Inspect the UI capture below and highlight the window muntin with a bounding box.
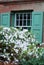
[15,12,32,30]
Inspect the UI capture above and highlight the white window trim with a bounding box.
[15,12,32,28]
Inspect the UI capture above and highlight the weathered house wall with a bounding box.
[0,2,44,13]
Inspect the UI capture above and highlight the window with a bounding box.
[15,12,32,30]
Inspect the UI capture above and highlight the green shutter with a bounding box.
[32,12,43,43]
[1,12,10,27]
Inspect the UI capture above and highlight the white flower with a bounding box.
[23,29,28,33]
[15,40,21,45]
[4,49,6,53]
[10,39,15,43]
[3,27,10,31]
[37,47,39,49]
[8,57,10,61]
[32,43,35,46]
[34,47,36,49]
[14,49,18,53]
[5,34,8,40]
[28,52,33,55]
[0,40,3,43]
[19,34,24,39]
[1,55,6,58]
[4,40,7,42]
[3,32,4,35]
[6,47,8,49]
[6,43,8,44]
[36,55,39,58]
[31,38,35,42]
[11,53,13,56]
[15,58,19,62]
[14,33,17,38]
[9,34,12,39]
[28,44,31,46]
[22,46,27,51]
[40,53,42,56]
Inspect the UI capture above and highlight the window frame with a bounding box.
[14,12,32,29]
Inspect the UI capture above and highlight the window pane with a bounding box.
[20,14,22,19]
[23,20,26,26]
[27,14,30,19]
[24,14,26,19]
[16,14,19,19]
[20,20,22,26]
[27,20,30,26]
[16,20,19,26]
[30,13,32,19]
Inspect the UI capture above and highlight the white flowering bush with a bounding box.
[0,26,44,65]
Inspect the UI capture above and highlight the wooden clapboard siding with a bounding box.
[0,0,44,2]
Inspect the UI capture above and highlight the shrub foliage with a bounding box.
[0,26,44,65]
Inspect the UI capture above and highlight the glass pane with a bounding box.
[27,14,30,19]
[16,14,19,19]
[24,14,26,19]
[20,20,22,26]
[27,20,30,26]
[20,14,22,19]
[16,20,19,26]
[23,20,26,26]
